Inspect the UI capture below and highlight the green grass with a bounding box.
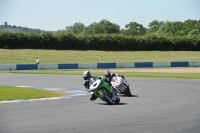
[1,49,200,64]
[0,86,68,101]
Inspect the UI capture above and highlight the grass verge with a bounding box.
[0,86,69,101]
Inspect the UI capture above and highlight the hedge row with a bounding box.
[0,31,200,50]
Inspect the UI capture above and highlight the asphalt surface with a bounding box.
[0,73,200,133]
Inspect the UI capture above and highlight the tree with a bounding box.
[65,22,86,34]
[146,20,164,34]
[84,22,97,34]
[180,19,198,36]
[156,20,200,36]
[156,21,183,36]
[196,20,200,30]
[99,19,120,34]
[120,22,146,36]
[148,20,164,29]
[85,19,120,34]
[187,29,200,37]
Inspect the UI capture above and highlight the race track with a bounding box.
[0,74,200,133]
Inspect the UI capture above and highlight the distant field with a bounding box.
[1,49,200,64]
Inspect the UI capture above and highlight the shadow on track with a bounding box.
[96,103,127,106]
[120,94,139,97]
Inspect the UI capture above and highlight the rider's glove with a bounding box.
[83,81,89,89]
[83,83,87,88]
[97,76,102,80]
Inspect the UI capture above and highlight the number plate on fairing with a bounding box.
[119,84,128,92]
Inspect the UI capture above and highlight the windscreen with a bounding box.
[89,77,97,85]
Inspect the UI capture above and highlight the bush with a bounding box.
[0,31,199,51]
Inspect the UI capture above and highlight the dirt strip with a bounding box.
[88,67,200,73]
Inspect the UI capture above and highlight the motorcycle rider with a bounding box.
[83,70,117,101]
[104,70,132,96]
[104,70,125,84]
[103,70,125,98]
[83,71,98,101]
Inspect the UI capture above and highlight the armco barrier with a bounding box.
[135,62,153,68]
[58,64,78,69]
[171,62,189,67]
[0,61,199,70]
[97,63,116,68]
[16,64,38,70]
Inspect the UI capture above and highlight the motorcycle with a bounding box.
[111,75,132,97]
[89,77,120,105]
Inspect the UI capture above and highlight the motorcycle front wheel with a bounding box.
[99,91,113,105]
[123,84,133,97]
[124,86,132,97]
[114,95,120,103]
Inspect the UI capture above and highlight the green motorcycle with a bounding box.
[89,77,120,105]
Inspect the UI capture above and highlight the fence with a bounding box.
[0,61,200,70]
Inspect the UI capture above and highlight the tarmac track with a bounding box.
[0,73,200,133]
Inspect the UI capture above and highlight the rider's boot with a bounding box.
[90,93,97,101]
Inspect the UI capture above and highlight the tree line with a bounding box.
[65,19,200,37]
[0,19,199,51]
[0,25,45,34]
[1,19,200,37]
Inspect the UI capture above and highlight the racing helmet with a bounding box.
[105,70,111,78]
[83,71,91,80]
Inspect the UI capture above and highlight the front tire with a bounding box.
[99,91,113,105]
[124,87,132,97]
[114,95,120,103]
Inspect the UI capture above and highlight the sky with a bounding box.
[0,0,200,31]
